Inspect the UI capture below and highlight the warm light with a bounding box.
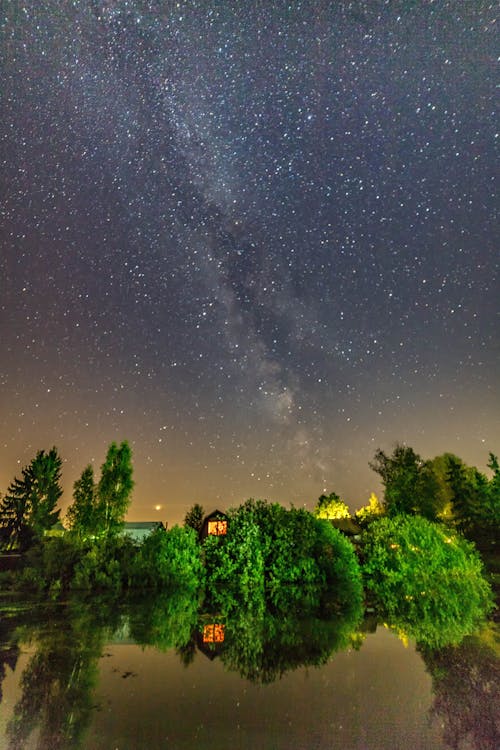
[208,520,227,536]
[155,505,162,511]
[203,624,225,643]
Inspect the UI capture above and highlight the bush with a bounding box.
[203,499,363,618]
[361,515,493,647]
[132,526,204,593]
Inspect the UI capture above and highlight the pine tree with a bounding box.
[0,448,62,548]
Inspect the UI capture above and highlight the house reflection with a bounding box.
[203,624,225,643]
[197,623,226,660]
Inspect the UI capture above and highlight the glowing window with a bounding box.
[203,624,225,643]
[207,520,227,536]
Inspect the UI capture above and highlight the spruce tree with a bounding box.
[0,448,62,548]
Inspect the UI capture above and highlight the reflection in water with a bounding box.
[0,600,121,750]
[421,625,500,750]
[0,590,497,750]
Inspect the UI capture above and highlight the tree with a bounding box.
[355,492,384,527]
[446,453,499,538]
[370,444,442,519]
[66,465,97,539]
[96,441,134,536]
[0,448,62,549]
[361,515,493,647]
[183,503,205,534]
[133,525,204,592]
[313,492,351,520]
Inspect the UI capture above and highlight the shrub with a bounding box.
[361,515,493,647]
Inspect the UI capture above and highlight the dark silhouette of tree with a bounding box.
[183,503,205,533]
[446,454,500,540]
[421,630,500,750]
[370,444,441,519]
[0,448,62,549]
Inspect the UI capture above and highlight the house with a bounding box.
[199,510,228,541]
[123,521,165,543]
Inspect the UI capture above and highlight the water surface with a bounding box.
[0,597,497,749]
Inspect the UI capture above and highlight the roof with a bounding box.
[123,521,164,530]
[203,509,227,520]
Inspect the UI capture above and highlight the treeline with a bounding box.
[0,441,133,551]
[309,444,499,548]
[0,441,496,648]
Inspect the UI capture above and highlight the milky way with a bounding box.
[1,1,498,522]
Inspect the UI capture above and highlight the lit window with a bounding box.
[207,520,227,535]
[203,624,225,643]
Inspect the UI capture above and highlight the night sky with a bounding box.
[1,1,498,525]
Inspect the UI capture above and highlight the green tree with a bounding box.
[183,503,205,534]
[132,526,204,593]
[355,492,384,527]
[66,466,97,539]
[485,452,500,528]
[361,515,493,647]
[96,441,134,536]
[370,444,442,519]
[446,453,500,539]
[313,491,351,520]
[203,499,363,619]
[0,448,62,549]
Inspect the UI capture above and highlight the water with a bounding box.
[0,596,498,750]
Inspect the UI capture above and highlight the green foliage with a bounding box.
[66,465,97,539]
[203,501,265,613]
[203,499,363,619]
[355,492,384,528]
[313,491,351,520]
[132,525,204,593]
[0,448,62,549]
[127,591,200,653]
[446,453,500,539]
[361,515,493,647]
[370,444,442,520]
[96,441,134,536]
[71,535,138,593]
[219,587,363,684]
[183,503,205,533]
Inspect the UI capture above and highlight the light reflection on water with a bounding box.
[0,598,498,750]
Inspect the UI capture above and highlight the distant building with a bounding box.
[199,510,228,541]
[123,521,165,543]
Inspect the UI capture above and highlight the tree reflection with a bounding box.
[128,580,364,684]
[420,625,500,750]
[5,600,120,750]
[219,587,363,684]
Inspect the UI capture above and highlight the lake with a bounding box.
[0,596,498,750]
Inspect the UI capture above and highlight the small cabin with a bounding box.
[123,521,165,543]
[199,510,228,541]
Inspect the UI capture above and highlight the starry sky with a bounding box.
[1,1,498,525]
